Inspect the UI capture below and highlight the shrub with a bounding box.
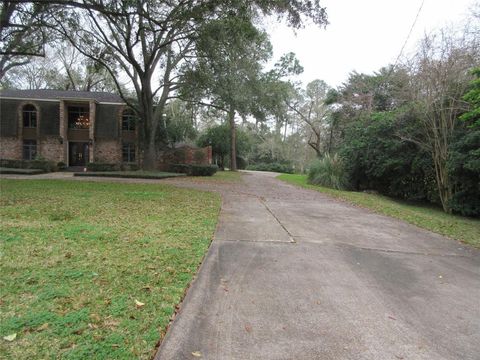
[169,164,218,176]
[308,154,347,190]
[246,162,294,174]
[190,164,218,176]
[236,156,247,170]
[0,159,57,172]
[86,162,120,172]
[121,163,139,171]
[57,161,67,170]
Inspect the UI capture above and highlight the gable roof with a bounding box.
[0,89,125,104]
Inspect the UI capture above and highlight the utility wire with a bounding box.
[387,0,425,71]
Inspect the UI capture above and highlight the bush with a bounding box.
[121,163,139,171]
[236,156,247,170]
[57,161,67,170]
[246,162,294,174]
[86,162,120,172]
[308,154,347,190]
[0,159,57,172]
[169,163,218,176]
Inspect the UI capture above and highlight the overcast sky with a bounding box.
[266,0,477,88]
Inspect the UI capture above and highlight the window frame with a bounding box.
[121,109,136,131]
[122,143,136,163]
[68,105,90,129]
[22,104,37,128]
[22,139,37,160]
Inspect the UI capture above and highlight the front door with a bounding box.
[69,142,89,166]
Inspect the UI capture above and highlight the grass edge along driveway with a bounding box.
[0,179,221,359]
[278,174,480,248]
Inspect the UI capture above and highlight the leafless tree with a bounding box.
[406,29,479,212]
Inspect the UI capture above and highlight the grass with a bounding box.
[0,179,221,359]
[74,171,185,179]
[0,168,45,175]
[179,170,244,183]
[278,174,480,248]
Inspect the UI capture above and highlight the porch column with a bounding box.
[89,100,96,163]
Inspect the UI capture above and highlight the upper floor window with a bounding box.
[68,105,90,129]
[122,108,136,131]
[23,104,37,128]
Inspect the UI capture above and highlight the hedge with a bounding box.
[170,164,218,176]
[0,159,57,172]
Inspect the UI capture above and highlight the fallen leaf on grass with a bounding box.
[135,299,145,308]
[192,351,202,357]
[37,323,49,331]
[3,333,17,341]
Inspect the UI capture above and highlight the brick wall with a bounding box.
[39,137,64,162]
[0,138,22,160]
[94,140,122,163]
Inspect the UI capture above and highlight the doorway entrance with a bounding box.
[69,142,89,166]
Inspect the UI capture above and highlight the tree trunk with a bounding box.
[228,106,237,171]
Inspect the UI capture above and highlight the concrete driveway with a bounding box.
[155,171,480,360]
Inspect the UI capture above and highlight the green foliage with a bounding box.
[246,162,294,173]
[170,164,218,176]
[86,162,120,172]
[197,124,251,168]
[0,168,44,175]
[459,67,480,128]
[308,154,347,190]
[339,111,437,202]
[447,129,480,216]
[0,158,57,172]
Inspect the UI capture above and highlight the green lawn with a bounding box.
[278,174,480,248]
[74,171,185,179]
[0,179,221,359]
[189,170,244,183]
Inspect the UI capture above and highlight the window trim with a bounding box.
[122,143,136,163]
[22,104,38,128]
[22,139,37,160]
[121,108,136,131]
[68,105,90,129]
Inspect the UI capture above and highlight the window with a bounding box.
[122,109,136,131]
[22,104,37,128]
[122,143,136,162]
[68,106,90,129]
[23,140,37,160]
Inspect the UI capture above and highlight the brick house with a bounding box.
[0,89,138,167]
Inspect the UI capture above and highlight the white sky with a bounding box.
[266,0,478,87]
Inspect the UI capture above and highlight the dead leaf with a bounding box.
[3,334,17,342]
[135,299,145,308]
[244,324,252,333]
[37,323,49,331]
[192,351,202,357]
[388,315,397,320]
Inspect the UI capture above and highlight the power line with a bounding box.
[392,0,426,69]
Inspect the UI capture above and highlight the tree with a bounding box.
[286,79,331,157]
[2,42,117,91]
[407,31,479,212]
[0,1,51,79]
[43,0,327,170]
[183,15,272,170]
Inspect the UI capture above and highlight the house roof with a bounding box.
[0,89,125,104]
